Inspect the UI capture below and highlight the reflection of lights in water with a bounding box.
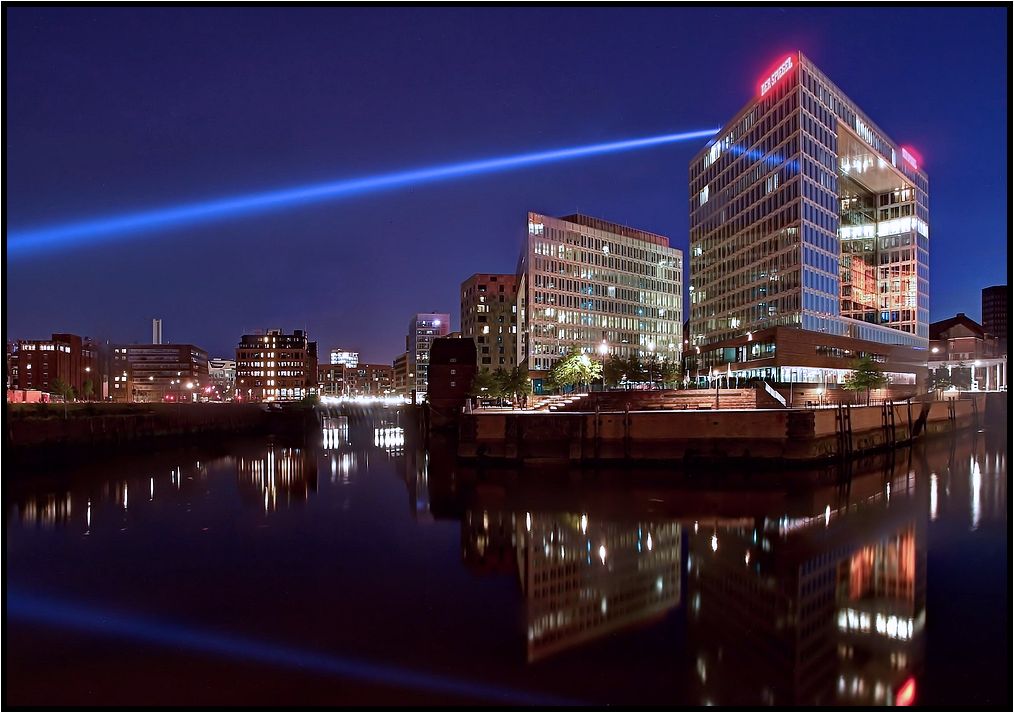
[694,520,699,534]
[836,608,914,640]
[525,512,532,532]
[86,499,91,531]
[646,532,653,551]
[711,534,718,552]
[580,513,587,534]
[824,505,830,526]
[655,576,664,593]
[482,512,489,530]
[373,427,405,451]
[600,598,607,615]
[598,545,607,564]
[895,677,916,707]
[970,456,982,530]
[150,477,154,501]
[744,551,750,565]
[122,484,128,511]
[930,473,938,521]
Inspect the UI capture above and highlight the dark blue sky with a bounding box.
[6,6,1008,361]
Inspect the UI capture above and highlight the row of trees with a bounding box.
[468,366,532,406]
[546,347,683,392]
[49,378,94,402]
[466,349,900,405]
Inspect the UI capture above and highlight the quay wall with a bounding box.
[458,397,984,465]
[6,403,314,462]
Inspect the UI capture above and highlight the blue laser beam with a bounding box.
[7,589,582,706]
[7,128,718,257]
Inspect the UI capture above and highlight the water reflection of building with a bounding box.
[686,461,928,707]
[236,447,318,511]
[461,507,681,662]
[17,492,74,528]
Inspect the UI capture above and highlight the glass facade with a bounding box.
[689,52,929,353]
[519,213,683,372]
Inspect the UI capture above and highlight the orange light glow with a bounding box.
[895,677,916,706]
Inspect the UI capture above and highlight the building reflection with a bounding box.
[686,455,927,706]
[460,507,681,662]
[236,446,318,512]
[16,492,73,529]
[409,431,1008,704]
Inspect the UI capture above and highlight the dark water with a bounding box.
[5,411,1009,708]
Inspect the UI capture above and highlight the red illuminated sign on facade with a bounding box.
[759,55,794,96]
[901,147,920,170]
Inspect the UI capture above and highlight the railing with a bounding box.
[760,380,787,407]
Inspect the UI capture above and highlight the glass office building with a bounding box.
[518,213,683,378]
[689,52,929,382]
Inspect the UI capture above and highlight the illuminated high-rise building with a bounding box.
[689,52,929,385]
[406,313,449,397]
[518,212,683,391]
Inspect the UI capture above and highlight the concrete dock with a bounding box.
[457,396,987,465]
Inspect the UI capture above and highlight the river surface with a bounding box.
[5,410,1009,708]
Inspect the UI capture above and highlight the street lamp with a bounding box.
[597,340,608,391]
[647,341,656,389]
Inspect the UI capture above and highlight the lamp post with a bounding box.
[597,339,608,391]
[647,341,656,389]
[694,346,701,389]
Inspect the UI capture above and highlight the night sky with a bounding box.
[6,6,1008,362]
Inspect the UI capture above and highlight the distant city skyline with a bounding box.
[6,6,1008,362]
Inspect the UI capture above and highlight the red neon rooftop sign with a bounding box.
[759,54,795,97]
[901,147,921,170]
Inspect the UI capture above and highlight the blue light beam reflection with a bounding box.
[7,128,718,257]
[7,590,582,706]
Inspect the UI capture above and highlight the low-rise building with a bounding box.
[928,313,1006,392]
[10,333,98,398]
[393,351,410,397]
[235,329,318,401]
[111,344,210,402]
[208,358,237,400]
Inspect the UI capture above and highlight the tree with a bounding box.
[547,347,602,393]
[498,366,532,406]
[842,355,888,405]
[624,354,647,385]
[657,357,682,388]
[81,379,95,401]
[603,355,627,388]
[469,369,499,400]
[50,378,75,418]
